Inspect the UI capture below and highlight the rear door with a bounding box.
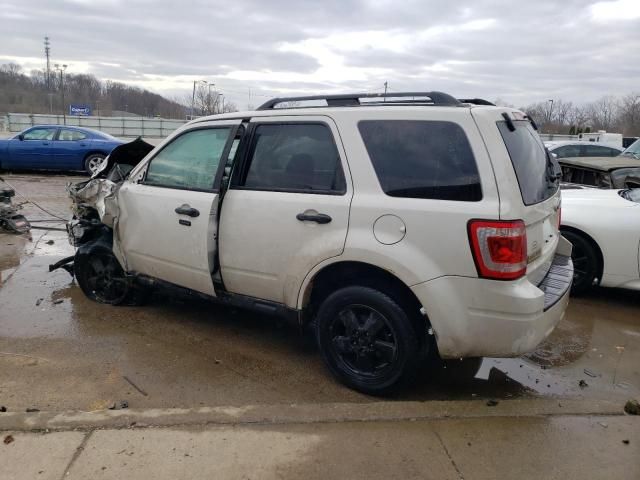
[116,121,240,296]
[218,116,352,305]
[7,127,56,169]
[51,128,90,170]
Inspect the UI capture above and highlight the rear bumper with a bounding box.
[412,253,573,359]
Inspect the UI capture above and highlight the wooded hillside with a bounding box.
[0,63,186,118]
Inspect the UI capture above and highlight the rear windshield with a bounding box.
[497,120,559,205]
[358,120,481,201]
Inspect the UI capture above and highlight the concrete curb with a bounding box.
[0,398,627,432]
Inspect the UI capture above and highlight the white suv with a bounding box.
[61,92,573,394]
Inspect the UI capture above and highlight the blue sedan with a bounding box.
[0,125,124,175]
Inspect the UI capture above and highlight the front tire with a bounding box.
[562,230,598,295]
[315,286,419,395]
[84,153,106,176]
[74,246,146,305]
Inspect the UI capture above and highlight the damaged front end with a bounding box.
[50,137,154,275]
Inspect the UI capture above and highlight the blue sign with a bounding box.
[69,104,92,116]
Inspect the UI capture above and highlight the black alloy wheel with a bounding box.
[75,249,130,304]
[315,286,419,395]
[329,305,398,378]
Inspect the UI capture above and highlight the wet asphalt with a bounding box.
[0,173,639,412]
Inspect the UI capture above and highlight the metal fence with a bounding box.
[3,113,187,138]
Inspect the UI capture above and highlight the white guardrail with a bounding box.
[3,113,187,138]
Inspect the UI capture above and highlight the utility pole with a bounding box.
[54,64,67,124]
[191,80,196,119]
[44,36,51,89]
[207,83,215,114]
[383,81,388,102]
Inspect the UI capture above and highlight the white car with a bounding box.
[546,141,623,159]
[55,92,573,394]
[561,186,640,293]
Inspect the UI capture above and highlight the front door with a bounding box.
[115,122,239,296]
[218,117,352,305]
[7,127,57,169]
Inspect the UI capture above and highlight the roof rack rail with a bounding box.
[257,91,461,110]
[458,98,496,106]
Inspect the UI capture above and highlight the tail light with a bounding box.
[468,220,527,280]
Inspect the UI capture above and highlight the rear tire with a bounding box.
[315,285,419,395]
[562,230,598,295]
[84,153,106,176]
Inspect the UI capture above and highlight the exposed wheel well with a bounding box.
[560,226,604,284]
[302,261,430,341]
[83,151,107,162]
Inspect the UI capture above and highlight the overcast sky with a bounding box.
[1,0,639,109]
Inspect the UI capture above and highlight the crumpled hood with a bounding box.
[68,137,155,227]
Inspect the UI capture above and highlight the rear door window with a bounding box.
[583,144,620,157]
[497,121,559,205]
[358,120,481,201]
[238,123,345,194]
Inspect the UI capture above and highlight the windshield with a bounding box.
[621,139,640,159]
[620,188,640,203]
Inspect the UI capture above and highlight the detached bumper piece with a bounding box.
[0,183,31,234]
[539,254,573,311]
[49,255,75,276]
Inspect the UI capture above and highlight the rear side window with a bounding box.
[240,123,345,194]
[497,121,558,205]
[358,120,481,201]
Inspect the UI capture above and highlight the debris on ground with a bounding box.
[624,399,640,415]
[598,422,608,428]
[486,399,499,407]
[3,435,14,445]
[26,408,40,412]
[109,400,129,410]
[0,406,6,412]
[579,380,588,388]
[583,368,599,378]
[622,439,630,445]
[45,239,55,245]
[52,299,64,305]
[35,298,43,306]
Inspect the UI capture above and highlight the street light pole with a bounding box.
[547,99,554,126]
[220,93,224,113]
[190,80,208,119]
[54,64,67,125]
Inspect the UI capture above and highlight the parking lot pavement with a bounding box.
[2,413,639,480]
[1,173,639,412]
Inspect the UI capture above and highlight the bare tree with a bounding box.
[618,92,640,136]
[586,95,619,131]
